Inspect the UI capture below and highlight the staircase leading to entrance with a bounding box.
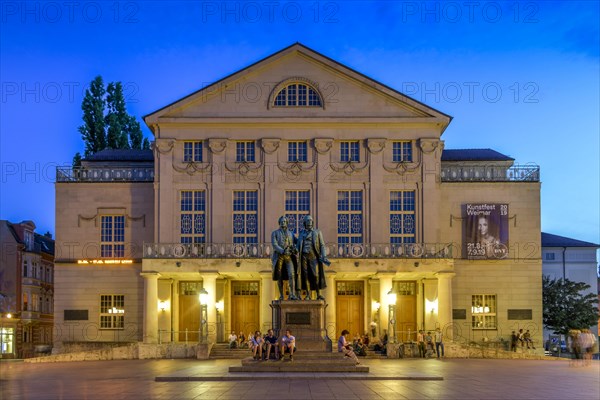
[209,343,249,359]
[228,351,369,373]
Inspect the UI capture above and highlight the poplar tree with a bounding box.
[78,76,106,157]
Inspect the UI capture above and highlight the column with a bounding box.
[260,270,275,332]
[378,273,394,338]
[436,272,455,340]
[201,273,218,344]
[141,272,160,343]
[324,271,337,339]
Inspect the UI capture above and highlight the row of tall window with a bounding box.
[22,260,53,283]
[182,140,413,163]
[22,292,53,314]
[177,189,415,245]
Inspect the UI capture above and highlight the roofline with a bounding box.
[143,42,453,127]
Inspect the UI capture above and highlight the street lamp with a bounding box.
[198,288,208,343]
[387,288,397,344]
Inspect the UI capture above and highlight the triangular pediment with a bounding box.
[144,43,451,128]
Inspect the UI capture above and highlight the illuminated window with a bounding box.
[233,191,258,244]
[341,141,360,162]
[471,294,497,329]
[338,191,363,245]
[101,215,125,258]
[184,141,202,162]
[393,141,412,162]
[390,191,416,245]
[274,83,322,107]
[236,141,255,162]
[100,295,125,329]
[285,190,310,235]
[288,141,308,162]
[180,191,206,244]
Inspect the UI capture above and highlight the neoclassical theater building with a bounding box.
[54,44,542,351]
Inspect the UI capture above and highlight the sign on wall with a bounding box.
[463,203,509,259]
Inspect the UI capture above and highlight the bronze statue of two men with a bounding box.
[271,215,330,301]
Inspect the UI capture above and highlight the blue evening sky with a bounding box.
[1,1,599,249]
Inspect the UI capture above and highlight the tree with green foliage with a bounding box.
[74,76,147,166]
[78,76,106,157]
[542,276,598,335]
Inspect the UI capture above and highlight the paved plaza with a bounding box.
[1,358,598,399]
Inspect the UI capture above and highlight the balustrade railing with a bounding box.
[56,167,154,182]
[143,242,453,259]
[441,164,539,182]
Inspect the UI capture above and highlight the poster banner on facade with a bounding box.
[463,203,509,259]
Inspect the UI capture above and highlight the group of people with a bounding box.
[567,328,597,366]
[230,329,296,361]
[416,328,445,358]
[271,215,330,301]
[510,329,536,351]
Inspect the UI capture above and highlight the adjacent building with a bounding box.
[0,220,55,358]
[54,44,543,352]
[541,232,599,341]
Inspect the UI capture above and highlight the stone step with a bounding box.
[240,356,356,366]
[229,365,370,373]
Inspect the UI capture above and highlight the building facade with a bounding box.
[0,220,55,358]
[54,44,542,351]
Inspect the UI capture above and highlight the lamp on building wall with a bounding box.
[387,288,397,344]
[199,288,208,344]
[158,300,168,312]
[215,301,224,343]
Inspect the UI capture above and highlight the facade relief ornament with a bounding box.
[419,138,442,154]
[261,138,280,154]
[208,138,228,154]
[155,139,174,154]
[367,138,386,154]
[314,138,333,155]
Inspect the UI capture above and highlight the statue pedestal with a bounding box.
[272,300,330,351]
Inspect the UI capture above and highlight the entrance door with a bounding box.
[179,281,202,342]
[336,281,364,338]
[231,281,260,336]
[394,281,417,342]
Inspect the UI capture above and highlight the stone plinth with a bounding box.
[272,300,329,351]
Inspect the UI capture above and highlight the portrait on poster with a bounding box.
[463,203,509,259]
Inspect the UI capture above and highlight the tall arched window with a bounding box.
[274,83,322,107]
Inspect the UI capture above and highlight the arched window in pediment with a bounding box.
[271,79,323,108]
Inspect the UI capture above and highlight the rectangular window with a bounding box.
[288,141,308,162]
[390,191,416,245]
[184,141,203,162]
[285,190,310,235]
[233,191,258,244]
[180,191,206,243]
[337,190,363,245]
[236,141,255,162]
[544,253,555,261]
[471,294,497,329]
[341,141,360,162]
[393,141,413,162]
[100,215,125,258]
[100,295,125,329]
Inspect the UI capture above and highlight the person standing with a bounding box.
[338,329,360,365]
[296,215,329,300]
[271,216,299,300]
[434,328,444,358]
[417,330,425,358]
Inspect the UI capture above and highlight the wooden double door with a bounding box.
[230,281,260,336]
[336,281,364,338]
